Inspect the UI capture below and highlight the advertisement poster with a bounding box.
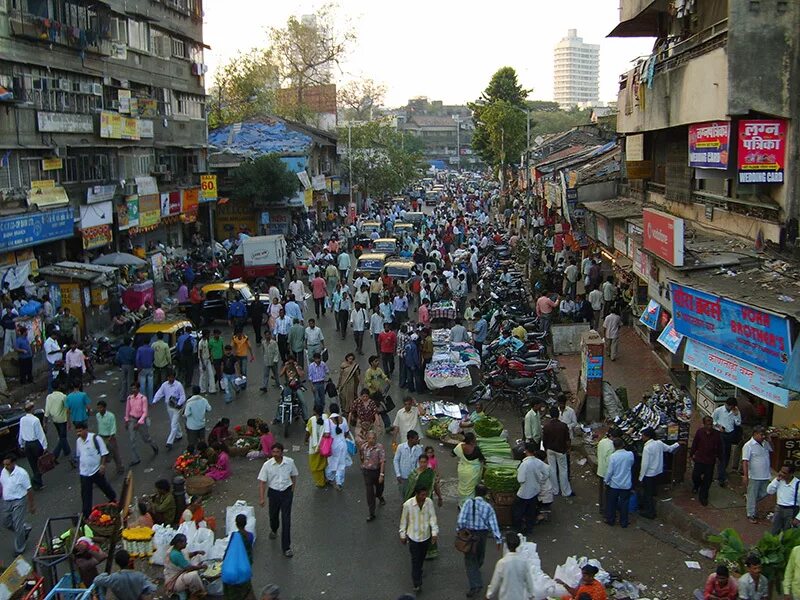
[586,355,603,380]
[684,338,789,407]
[671,283,791,374]
[643,208,684,267]
[200,175,218,203]
[182,188,199,213]
[657,319,685,354]
[689,122,730,169]
[737,119,787,184]
[81,225,113,249]
[639,299,661,330]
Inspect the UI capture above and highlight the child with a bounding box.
[247,423,275,460]
[534,450,553,522]
[425,446,438,472]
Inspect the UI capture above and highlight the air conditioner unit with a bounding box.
[92,83,103,95]
[123,182,136,195]
[59,79,71,91]
[110,100,119,110]
[80,82,93,94]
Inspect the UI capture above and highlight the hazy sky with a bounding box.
[203,0,655,107]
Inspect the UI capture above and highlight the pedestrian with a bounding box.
[457,484,502,598]
[152,370,186,450]
[766,465,799,534]
[288,318,306,368]
[786,545,800,600]
[378,323,397,377]
[176,327,196,387]
[369,306,384,355]
[222,514,255,600]
[472,312,487,356]
[712,397,741,487]
[95,400,124,475]
[350,301,368,355]
[115,338,136,403]
[588,285,604,330]
[183,386,212,447]
[124,382,158,466]
[512,442,541,534]
[305,406,328,488]
[74,421,117,518]
[250,295,264,346]
[453,432,485,506]
[394,430,424,499]
[523,401,543,446]
[135,338,155,402]
[228,296,248,330]
[231,329,254,378]
[17,403,46,493]
[45,383,71,462]
[535,289,560,335]
[311,272,327,319]
[151,333,172,393]
[336,352,360,415]
[197,329,217,394]
[94,549,157,600]
[604,438,634,528]
[359,430,386,521]
[337,249,351,282]
[1,454,35,556]
[43,329,61,393]
[602,307,623,361]
[392,290,409,325]
[66,379,91,425]
[542,407,572,497]
[323,404,351,490]
[399,484,439,594]
[741,425,773,524]
[337,292,352,339]
[557,564,607,600]
[257,443,298,558]
[208,329,225,388]
[189,284,205,327]
[486,532,535,600]
[392,396,424,446]
[220,345,240,405]
[305,318,325,358]
[260,331,280,392]
[596,428,618,515]
[307,352,330,413]
[638,427,681,519]
[273,309,292,362]
[738,554,768,600]
[690,416,722,506]
[65,341,87,388]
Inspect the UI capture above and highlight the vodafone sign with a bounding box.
[643,208,684,266]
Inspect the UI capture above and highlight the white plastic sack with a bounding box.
[177,519,198,542]
[580,557,611,586]
[209,535,230,561]
[225,500,257,541]
[149,524,176,566]
[187,525,214,558]
[517,541,541,571]
[553,556,582,589]
[532,571,568,600]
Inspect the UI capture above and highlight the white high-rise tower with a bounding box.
[553,29,600,108]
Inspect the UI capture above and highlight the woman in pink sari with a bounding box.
[206,442,231,481]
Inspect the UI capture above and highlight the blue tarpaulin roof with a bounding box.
[427,160,447,170]
[208,119,313,159]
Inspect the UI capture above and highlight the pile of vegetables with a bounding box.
[426,419,450,440]
[484,465,519,493]
[474,416,503,438]
[477,436,512,458]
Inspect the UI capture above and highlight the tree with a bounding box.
[337,78,387,121]
[469,67,530,167]
[268,4,354,116]
[207,49,279,129]
[229,155,298,205]
[528,103,591,139]
[340,120,423,198]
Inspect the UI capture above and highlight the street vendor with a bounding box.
[151,478,177,526]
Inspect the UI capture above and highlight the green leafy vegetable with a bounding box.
[474,416,503,438]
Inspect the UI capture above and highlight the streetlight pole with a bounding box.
[455,115,461,171]
[348,123,353,212]
[525,107,531,207]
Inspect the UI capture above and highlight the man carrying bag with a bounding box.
[455,484,503,599]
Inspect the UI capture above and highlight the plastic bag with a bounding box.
[221,532,252,585]
[187,525,214,558]
[225,500,257,541]
[318,436,333,457]
[553,556,582,589]
[346,438,357,456]
[149,525,176,566]
[177,519,198,543]
[209,536,229,561]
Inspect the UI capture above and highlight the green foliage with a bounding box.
[208,49,279,129]
[528,107,592,139]
[474,416,503,438]
[339,119,423,198]
[229,155,298,205]
[337,79,386,122]
[708,528,747,571]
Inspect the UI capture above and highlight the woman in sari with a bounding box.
[222,514,254,600]
[206,442,231,481]
[305,405,328,488]
[337,353,361,415]
[404,453,443,559]
[452,432,485,507]
[163,533,206,600]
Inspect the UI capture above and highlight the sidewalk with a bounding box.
[557,326,771,546]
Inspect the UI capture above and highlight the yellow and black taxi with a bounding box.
[133,319,195,360]
[371,238,398,256]
[178,281,264,325]
[383,259,415,281]
[356,252,390,276]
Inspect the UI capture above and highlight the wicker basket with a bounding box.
[490,491,517,507]
[228,446,251,458]
[87,503,121,538]
[185,475,214,496]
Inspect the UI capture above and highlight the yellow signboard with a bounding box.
[42,158,63,171]
[31,179,55,189]
[200,175,217,203]
[304,188,313,207]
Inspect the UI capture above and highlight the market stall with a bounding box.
[424,328,477,390]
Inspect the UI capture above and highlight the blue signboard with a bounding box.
[670,283,792,375]
[639,299,661,330]
[0,207,75,252]
[586,355,603,380]
[657,319,685,354]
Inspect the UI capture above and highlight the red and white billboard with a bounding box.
[643,208,684,267]
[737,119,787,185]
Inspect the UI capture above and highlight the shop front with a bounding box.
[214,198,258,241]
[0,207,75,285]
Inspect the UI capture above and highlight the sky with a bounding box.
[203,0,655,107]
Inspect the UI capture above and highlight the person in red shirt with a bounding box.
[377,323,397,377]
[189,285,204,326]
[700,565,737,600]
[311,274,328,319]
[690,416,722,506]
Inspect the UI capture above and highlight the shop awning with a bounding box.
[607,0,666,38]
[779,341,800,393]
[37,261,118,285]
[581,197,642,220]
[27,185,70,208]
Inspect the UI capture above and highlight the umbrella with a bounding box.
[91,252,147,266]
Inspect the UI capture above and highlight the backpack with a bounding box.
[180,336,195,360]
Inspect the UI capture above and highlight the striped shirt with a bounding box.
[399,496,439,542]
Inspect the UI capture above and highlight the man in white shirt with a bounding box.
[563,259,579,299]
[152,370,186,450]
[512,442,541,534]
[712,398,742,487]
[638,427,681,519]
[392,396,423,445]
[602,307,623,361]
[17,402,46,490]
[450,320,467,343]
[1,454,35,556]
[767,465,800,534]
[601,276,618,316]
[350,301,368,355]
[399,486,438,593]
[43,331,61,393]
[74,421,117,518]
[304,319,325,359]
[557,396,579,440]
[523,402,544,445]
[588,286,604,331]
[486,532,535,600]
[741,426,773,523]
[257,443,298,557]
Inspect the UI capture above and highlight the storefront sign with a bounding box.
[182,188,199,213]
[0,207,74,252]
[737,119,786,184]
[81,225,113,249]
[595,215,610,246]
[200,175,218,203]
[260,211,270,225]
[671,283,792,375]
[138,120,154,139]
[27,183,69,208]
[138,195,161,228]
[613,223,627,253]
[160,192,181,217]
[639,299,661,330]
[79,201,113,228]
[684,338,789,407]
[41,157,63,171]
[311,174,326,191]
[100,111,140,141]
[150,252,165,283]
[657,319,685,354]
[36,111,94,134]
[117,197,139,231]
[304,189,313,207]
[87,184,117,204]
[643,208,684,266]
[688,122,730,169]
[633,247,651,281]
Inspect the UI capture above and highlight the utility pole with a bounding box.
[525,107,531,206]
[454,115,461,171]
[348,123,353,212]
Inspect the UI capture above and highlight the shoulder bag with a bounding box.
[454,499,479,554]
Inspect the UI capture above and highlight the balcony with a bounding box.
[8,10,111,57]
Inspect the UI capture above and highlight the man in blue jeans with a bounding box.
[712,398,741,487]
[220,345,239,404]
[604,438,634,528]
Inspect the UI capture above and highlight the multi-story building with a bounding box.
[553,29,600,108]
[0,0,209,272]
[602,0,800,427]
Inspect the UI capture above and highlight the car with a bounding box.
[356,252,390,276]
[133,319,195,361]
[401,212,424,224]
[0,404,45,458]
[177,281,259,325]
[394,222,415,238]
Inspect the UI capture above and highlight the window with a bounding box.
[171,37,186,59]
[20,156,46,185]
[174,92,204,119]
[135,153,153,176]
[156,87,172,116]
[150,28,170,59]
[26,0,51,18]
[110,17,127,44]
[63,156,79,183]
[128,19,149,52]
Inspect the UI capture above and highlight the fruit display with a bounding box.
[474,416,503,438]
[484,465,520,493]
[87,503,120,537]
[121,527,155,557]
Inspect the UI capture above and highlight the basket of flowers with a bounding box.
[86,503,121,538]
[121,526,155,558]
[174,452,208,477]
[229,436,260,457]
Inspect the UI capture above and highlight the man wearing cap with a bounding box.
[17,402,46,490]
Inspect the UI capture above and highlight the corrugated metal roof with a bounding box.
[581,197,643,220]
